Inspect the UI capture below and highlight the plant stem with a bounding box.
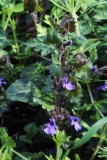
[72,12,83,52]
[90,123,107,160]
[56,147,60,160]
[10,19,21,66]
[72,12,80,37]
[86,83,104,118]
[11,149,28,160]
[32,51,52,62]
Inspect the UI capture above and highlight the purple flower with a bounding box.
[65,40,72,46]
[0,77,6,86]
[68,115,82,131]
[44,118,57,135]
[92,65,98,74]
[62,77,75,90]
[97,82,107,91]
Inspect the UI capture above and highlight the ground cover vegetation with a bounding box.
[1,0,107,159]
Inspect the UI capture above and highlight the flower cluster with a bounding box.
[97,82,107,91]
[0,77,6,86]
[62,77,75,91]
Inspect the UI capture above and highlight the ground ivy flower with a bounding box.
[68,115,82,131]
[92,65,98,74]
[44,118,57,135]
[63,40,72,48]
[0,77,6,86]
[97,82,107,91]
[62,77,75,90]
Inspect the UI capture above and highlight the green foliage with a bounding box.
[19,122,38,144]
[0,49,8,57]
[98,146,107,159]
[0,28,12,49]
[71,117,107,150]
[0,127,16,148]
[94,6,107,21]
[44,29,63,47]
[1,0,107,160]
[33,92,55,111]
[14,151,45,160]
[52,130,71,148]
[50,64,62,77]
[13,3,24,13]
[6,79,33,103]
[0,127,16,160]
[25,36,56,56]
[0,0,11,6]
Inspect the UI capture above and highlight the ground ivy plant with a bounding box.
[1,0,107,160]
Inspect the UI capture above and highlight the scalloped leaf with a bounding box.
[33,97,54,111]
[24,122,38,135]
[44,29,63,47]
[50,64,62,77]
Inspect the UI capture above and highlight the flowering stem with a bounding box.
[11,149,28,160]
[55,93,64,131]
[86,83,104,118]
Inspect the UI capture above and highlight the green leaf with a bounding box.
[24,122,38,135]
[36,23,47,36]
[13,3,24,13]
[44,29,63,47]
[0,0,10,6]
[82,39,100,52]
[33,95,55,111]
[79,20,92,35]
[74,153,81,160]
[25,37,55,56]
[6,79,33,103]
[0,128,16,148]
[0,49,8,57]
[50,64,62,77]
[32,152,45,160]
[62,149,70,160]
[52,53,61,65]
[45,155,54,160]
[49,0,69,12]
[65,158,70,160]
[42,77,53,92]
[44,15,56,29]
[19,135,32,144]
[0,106,10,117]
[15,151,45,160]
[0,28,12,49]
[89,48,98,62]
[71,117,107,150]
[94,7,107,21]
[75,0,85,12]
